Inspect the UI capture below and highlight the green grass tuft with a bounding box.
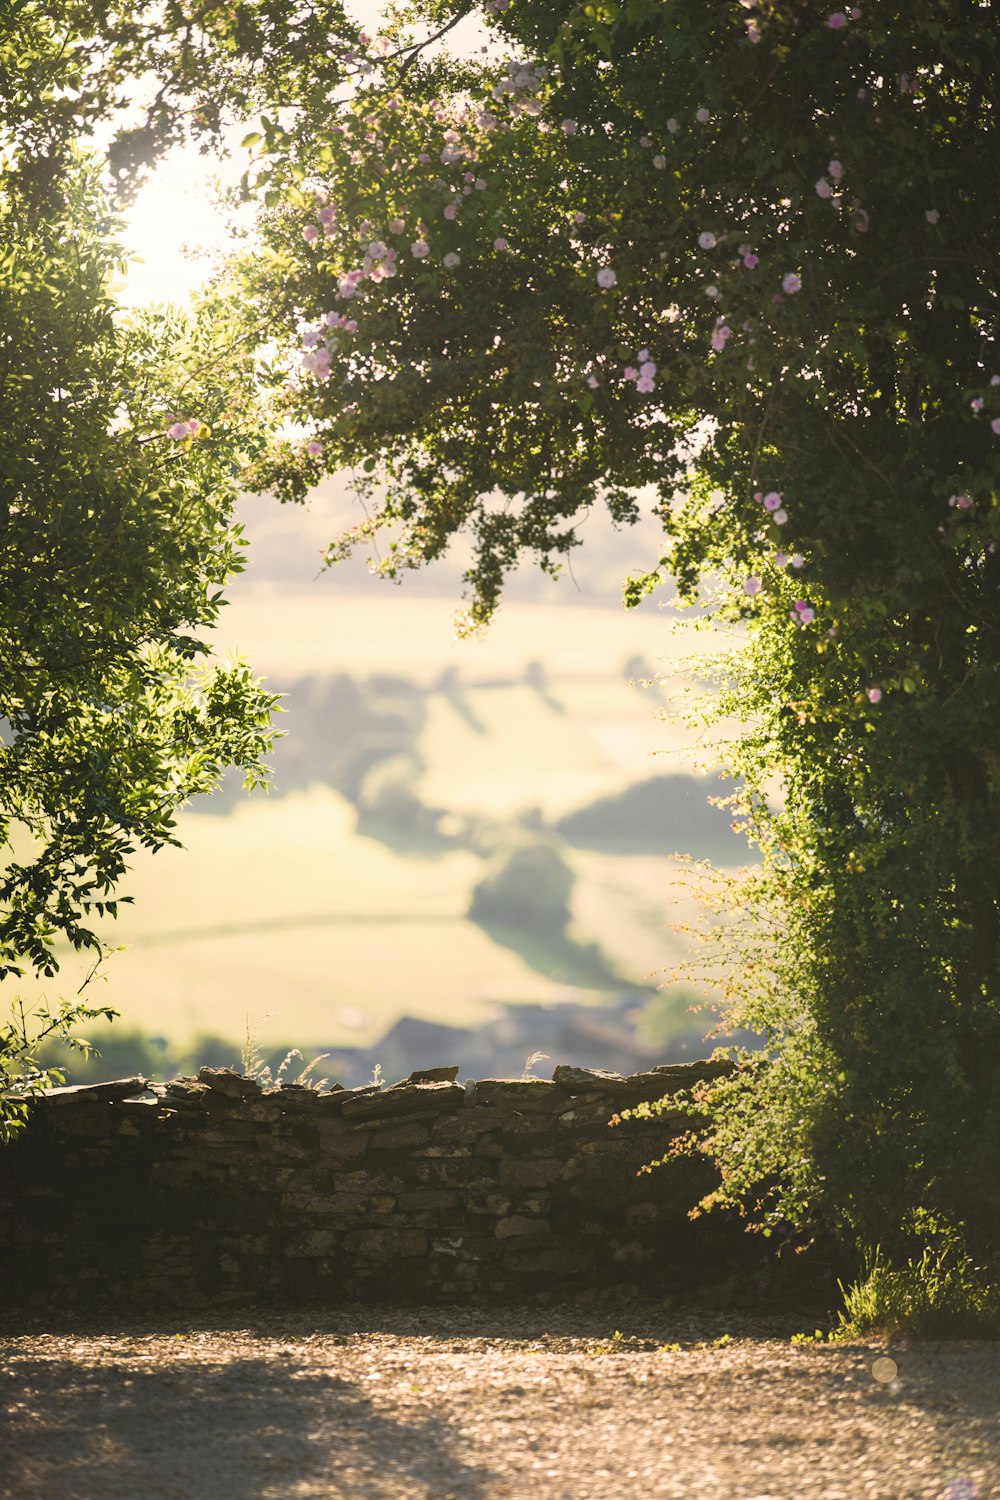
[835,1244,1000,1341]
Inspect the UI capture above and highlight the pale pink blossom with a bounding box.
[639,360,657,378]
[187,418,201,436]
[411,240,429,258]
[747,23,761,42]
[925,208,939,224]
[992,419,1000,434]
[586,374,600,389]
[389,217,405,234]
[307,441,322,458]
[573,211,586,224]
[302,224,319,242]
[653,155,666,169]
[561,119,578,135]
[763,491,782,511]
[971,398,984,412]
[744,576,762,595]
[991,375,1000,386]
[623,366,638,381]
[867,686,882,704]
[790,553,805,569]
[773,508,788,525]
[443,251,461,268]
[828,159,843,180]
[711,324,731,352]
[774,551,789,567]
[827,11,847,28]
[666,118,679,133]
[742,252,759,269]
[815,178,833,199]
[782,272,802,294]
[695,108,710,123]
[493,237,508,251]
[698,231,717,249]
[636,376,656,393]
[167,421,189,440]
[597,268,617,289]
[443,203,458,220]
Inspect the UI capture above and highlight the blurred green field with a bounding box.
[18,556,747,1059]
[35,790,571,1051]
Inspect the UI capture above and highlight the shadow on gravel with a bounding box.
[0,1354,497,1500]
[0,1292,847,1347]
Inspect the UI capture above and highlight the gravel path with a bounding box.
[1,1305,997,1499]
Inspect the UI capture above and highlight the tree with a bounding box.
[232,0,1000,1322]
[0,87,279,1132]
[0,0,487,1133]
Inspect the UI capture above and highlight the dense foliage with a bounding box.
[231,0,1000,1304]
[0,15,285,1132]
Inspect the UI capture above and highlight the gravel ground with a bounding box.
[0,1304,997,1499]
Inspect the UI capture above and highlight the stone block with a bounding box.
[422,1113,487,1146]
[415,1158,499,1189]
[495,1215,550,1239]
[286,1228,339,1257]
[316,1085,379,1116]
[472,1080,558,1110]
[430,1232,498,1263]
[316,1123,368,1158]
[389,1066,459,1086]
[464,1190,512,1217]
[45,1105,112,1138]
[333,1169,405,1195]
[360,1120,431,1150]
[497,1158,557,1189]
[36,1078,147,1107]
[342,1228,427,1259]
[340,1082,464,1122]
[197,1068,261,1099]
[552,1065,625,1090]
[501,1238,592,1274]
[397,1190,461,1213]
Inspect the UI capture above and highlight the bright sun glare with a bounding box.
[117,1,490,309]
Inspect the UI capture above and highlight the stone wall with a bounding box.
[0,1061,798,1311]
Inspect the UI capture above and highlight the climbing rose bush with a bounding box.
[232,0,1000,1310]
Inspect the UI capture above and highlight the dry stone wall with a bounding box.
[1,1061,780,1311]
